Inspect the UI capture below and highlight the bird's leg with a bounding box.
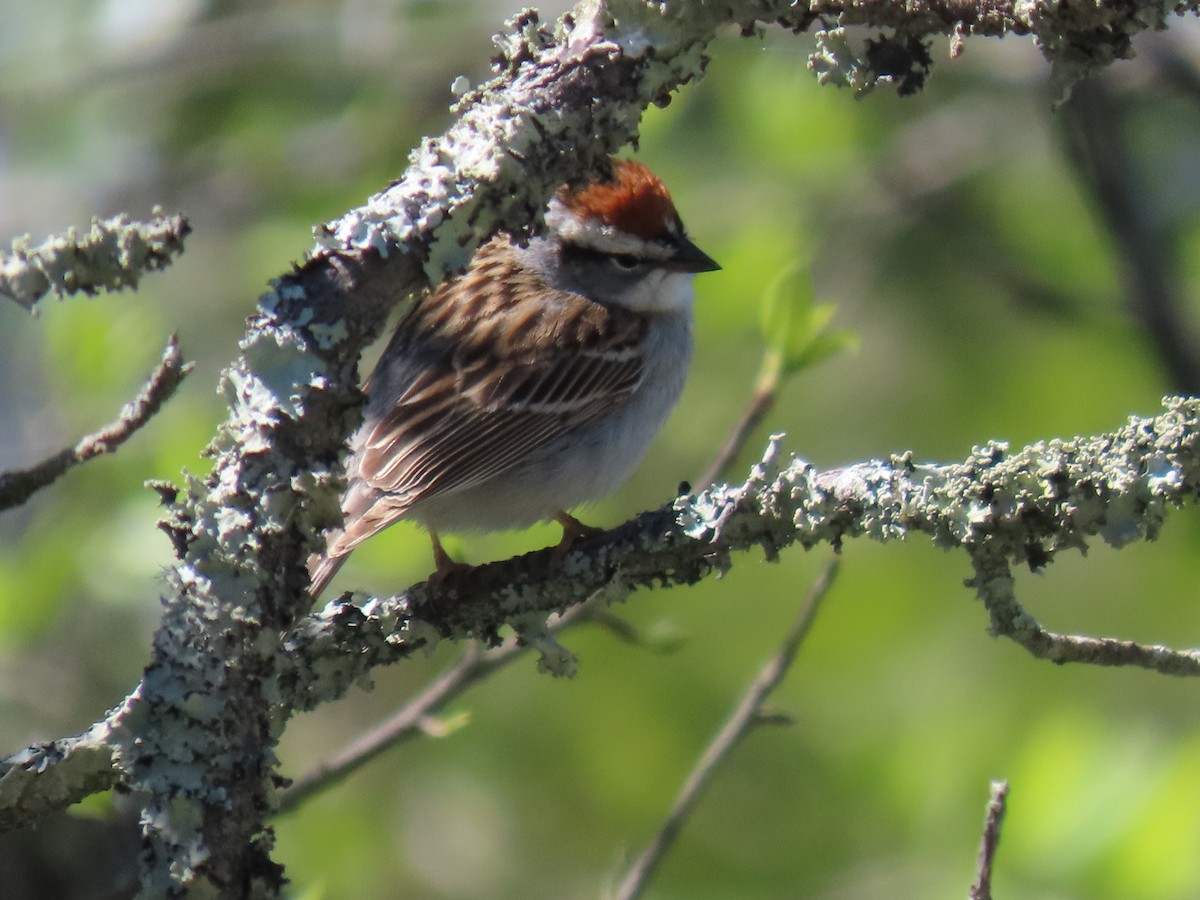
[428,529,470,586]
[552,511,604,560]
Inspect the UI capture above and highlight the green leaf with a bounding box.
[791,325,859,372]
[759,261,857,380]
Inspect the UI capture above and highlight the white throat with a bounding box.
[618,270,696,315]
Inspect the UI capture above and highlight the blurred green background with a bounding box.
[3,2,1200,898]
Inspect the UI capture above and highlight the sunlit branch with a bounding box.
[0,212,189,310]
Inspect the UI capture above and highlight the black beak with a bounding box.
[671,236,721,274]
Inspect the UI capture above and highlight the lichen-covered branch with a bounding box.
[5,398,1200,839]
[0,689,140,833]
[0,337,192,512]
[107,6,733,894]
[279,396,1200,717]
[969,545,1200,673]
[0,212,189,309]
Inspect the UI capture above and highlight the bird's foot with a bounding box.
[427,530,471,588]
[552,511,604,562]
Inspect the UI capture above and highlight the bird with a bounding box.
[308,159,719,596]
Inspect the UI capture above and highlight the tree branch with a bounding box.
[697,381,778,488]
[0,689,141,833]
[0,337,192,512]
[1062,78,1200,393]
[279,396,1200,717]
[9,400,1200,840]
[969,780,1010,900]
[7,397,1200,837]
[0,212,189,310]
[971,545,1200,674]
[613,560,836,900]
[275,602,596,815]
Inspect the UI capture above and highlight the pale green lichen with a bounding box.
[0,211,188,310]
[808,27,877,96]
[512,612,578,677]
[237,333,334,422]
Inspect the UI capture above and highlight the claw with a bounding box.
[552,511,603,561]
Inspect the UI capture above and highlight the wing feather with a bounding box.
[353,236,648,516]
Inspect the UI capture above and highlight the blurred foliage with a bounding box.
[3,1,1200,898]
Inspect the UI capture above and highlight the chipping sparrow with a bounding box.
[308,160,719,595]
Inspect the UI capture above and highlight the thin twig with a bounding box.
[0,335,192,511]
[697,383,777,488]
[969,780,1010,900]
[612,560,838,900]
[276,641,515,814]
[277,603,595,814]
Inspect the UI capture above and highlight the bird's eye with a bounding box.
[610,254,640,270]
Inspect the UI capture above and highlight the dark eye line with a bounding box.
[561,244,643,270]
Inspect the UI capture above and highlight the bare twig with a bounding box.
[698,382,777,488]
[0,336,192,512]
[276,642,508,813]
[612,560,838,900]
[1,212,189,310]
[969,780,1010,900]
[277,602,600,813]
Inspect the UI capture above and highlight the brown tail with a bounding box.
[308,482,403,597]
[307,496,394,597]
[307,549,349,598]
